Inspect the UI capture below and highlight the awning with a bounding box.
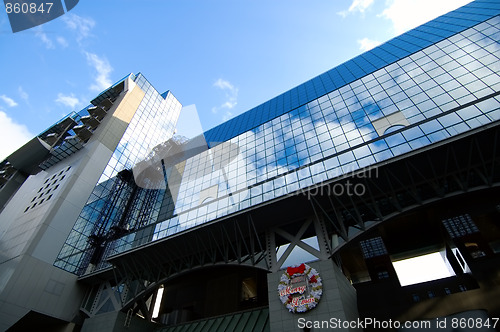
[156,307,269,332]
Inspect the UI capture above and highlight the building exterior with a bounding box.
[1,0,500,331]
[0,74,182,331]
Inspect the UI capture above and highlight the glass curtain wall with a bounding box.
[55,74,182,274]
[111,16,500,259]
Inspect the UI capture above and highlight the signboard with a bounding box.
[278,263,322,313]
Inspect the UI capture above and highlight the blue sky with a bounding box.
[0,0,472,160]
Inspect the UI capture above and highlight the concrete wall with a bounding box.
[0,255,84,330]
[267,259,361,332]
[0,81,146,331]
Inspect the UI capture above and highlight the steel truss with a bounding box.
[80,214,269,318]
[309,122,500,256]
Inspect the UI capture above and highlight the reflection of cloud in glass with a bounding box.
[152,93,381,232]
[109,17,500,257]
[96,88,180,185]
[161,38,494,240]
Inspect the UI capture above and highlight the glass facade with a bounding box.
[204,0,500,145]
[55,74,182,274]
[110,14,500,262]
[56,3,500,275]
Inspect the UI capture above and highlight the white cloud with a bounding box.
[0,95,18,107]
[214,79,236,91]
[381,0,474,34]
[358,37,381,52]
[56,36,69,48]
[222,101,236,109]
[212,78,238,115]
[18,87,28,101]
[63,13,95,42]
[55,93,80,109]
[85,52,113,92]
[339,0,374,17]
[35,28,54,49]
[0,110,33,160]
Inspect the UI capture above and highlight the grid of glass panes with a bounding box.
[442,214,480,239]
[204,1,500,145]
[360,237,388,259]
[108,15,500,256]
[55,74,182,274]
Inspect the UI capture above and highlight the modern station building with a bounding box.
[1,0,500,331]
